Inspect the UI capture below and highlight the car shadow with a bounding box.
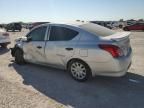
[0,47,10,55]
[9,62,144,108]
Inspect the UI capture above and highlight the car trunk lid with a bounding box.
[103,32,131,56]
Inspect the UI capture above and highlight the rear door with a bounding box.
[45,25,79,68]
[23,26,47,63]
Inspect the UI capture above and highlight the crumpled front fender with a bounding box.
[10,44,23,57]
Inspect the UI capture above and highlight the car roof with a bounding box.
[41,21,89,27]
[40,22,115,37]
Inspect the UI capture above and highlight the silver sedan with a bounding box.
[11,22,132,82]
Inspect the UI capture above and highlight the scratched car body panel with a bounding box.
[11,22,132,81]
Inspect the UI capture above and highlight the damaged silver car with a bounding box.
[11,22,132,82]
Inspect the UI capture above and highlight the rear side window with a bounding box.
[49,26,79,41]
[27,26,47,41]
[80,23,116,37]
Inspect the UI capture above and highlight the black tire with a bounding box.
[0,43,8,48]
[119,25,123,28]
[68,60,91,82]
[123,27,129,31]
[15,49,25,65]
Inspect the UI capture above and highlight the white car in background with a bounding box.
[0,29,10,48]
[113,22,125,28]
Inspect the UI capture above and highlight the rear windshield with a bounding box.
[79,23,116,37]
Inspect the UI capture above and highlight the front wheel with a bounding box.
[68,60,91,82]
[15,49,25,65]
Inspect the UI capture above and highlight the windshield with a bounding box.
[80,23,116,37]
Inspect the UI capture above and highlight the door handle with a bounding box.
[65,48,73,51]
[37,46,42,49]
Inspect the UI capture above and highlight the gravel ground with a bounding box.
[0,29,144,108]
[0,78,65,108]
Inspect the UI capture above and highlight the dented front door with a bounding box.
[23,41,46,63]
[23,26,47,63]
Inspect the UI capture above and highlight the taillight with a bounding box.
[3,33,9,36]
[99,44,123,58]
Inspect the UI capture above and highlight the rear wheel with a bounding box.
[15,49,25,65]
[68,60,91,82]
[119,25,123,28]
[123,27,129,31]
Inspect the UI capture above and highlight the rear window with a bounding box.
[79,23,116,37]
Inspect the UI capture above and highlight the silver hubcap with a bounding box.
[71,62,87,80]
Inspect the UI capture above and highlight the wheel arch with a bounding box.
[66,58,93,81]
[66,58,91,72]
[11,45,23,57]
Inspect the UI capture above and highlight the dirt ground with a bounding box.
[0,29,144,108]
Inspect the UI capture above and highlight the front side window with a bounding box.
[28,26,47,41]
[49,26,79,41]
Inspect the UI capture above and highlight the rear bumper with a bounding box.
[94,62,132,77]
[89,49,132,77]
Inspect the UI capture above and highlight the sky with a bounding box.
[0,0,144,23]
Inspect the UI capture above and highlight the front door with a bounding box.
[23,26,47,63]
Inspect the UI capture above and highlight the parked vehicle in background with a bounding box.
[5,23,22,32]
[106,22,114,28]
[24,23,32,29]
[126,21,136,26]
[90,21,125,29]
[29,22,49,30]
[123,23,144,31]
[21,24,27,29]
[126,20,137,26]
[0,24,6,28]
[0,29,10,48]
[11,22,132,82]
[112,21,125,28]
[0,24,3,28]
[90,21,113,29]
